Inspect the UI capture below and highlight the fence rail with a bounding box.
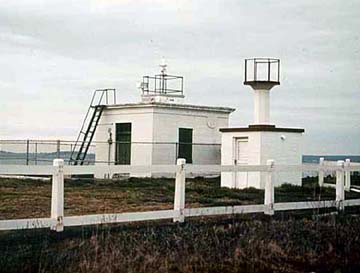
[0,163,358,175]
[0,158,360,232]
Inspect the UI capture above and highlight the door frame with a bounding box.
[115,122,132,165]
[233,137,249,188]
[178,127,193,164]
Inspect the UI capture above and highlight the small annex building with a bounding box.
[93,64,234,178]
[220,58,304,189]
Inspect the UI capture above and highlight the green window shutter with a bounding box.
[115,123,132,165]
[178,128,193,163]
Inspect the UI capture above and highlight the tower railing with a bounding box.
[244,58,280,84]
[141,74,184,95]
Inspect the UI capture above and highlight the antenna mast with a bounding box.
[159,58,167,93]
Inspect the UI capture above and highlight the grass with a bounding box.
[1,176,360,220]
[1,213,360,272]
[1,175,360,272]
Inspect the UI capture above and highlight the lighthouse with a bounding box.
[91,61,234,178]
[220,58,304,189]
[244,58,280,125]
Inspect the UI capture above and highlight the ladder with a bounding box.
[70,89,116,165]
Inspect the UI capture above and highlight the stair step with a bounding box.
[71,89,109,165]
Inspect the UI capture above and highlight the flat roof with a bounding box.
[220,124,305,133]
[104,102,235,113]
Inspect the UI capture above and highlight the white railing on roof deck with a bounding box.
[0,158,359,232]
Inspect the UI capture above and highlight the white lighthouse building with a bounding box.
[220,58,304,189]
[90,63,234,178]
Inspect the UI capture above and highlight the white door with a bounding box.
[235,138,249,188]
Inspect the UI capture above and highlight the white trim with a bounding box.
[0,218,55,231]
[1,162,360,232]
[0,175,50,181]
[0,165,54,175]
[184,204,266,217]
[105,102,235,113]
[64,210,176,227]
[1,164,359,176]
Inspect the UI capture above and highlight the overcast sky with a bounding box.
[0,0,359,155]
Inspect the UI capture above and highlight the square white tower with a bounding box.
[220,58,304,189]
[91,64,234,178]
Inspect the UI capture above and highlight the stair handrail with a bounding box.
[70,89,116,164]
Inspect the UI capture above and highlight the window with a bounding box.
[178,128,193,163]
[115,123,131,165]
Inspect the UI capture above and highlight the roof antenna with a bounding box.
[160,57,167,75]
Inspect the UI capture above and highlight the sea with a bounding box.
[0,151,359,166]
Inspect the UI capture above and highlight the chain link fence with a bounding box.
[1,140,358,184]
[0,140,94,165]
[0,140,221,166]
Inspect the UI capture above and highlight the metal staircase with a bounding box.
[70,89,116,165]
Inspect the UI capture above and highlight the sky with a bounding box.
[0,0,359,155]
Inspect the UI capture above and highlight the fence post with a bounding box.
[26,139,30,165]
[34,142,38,165]
[264,159,275,215]
[336,160,345,211]
[318,157,324,187]
[345,159,351,192]
[51,159,64,232]
[174,158,186,222]
[56,140,61,159]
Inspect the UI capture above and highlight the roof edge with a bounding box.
[220,124,305,133]
[104,102,235,113]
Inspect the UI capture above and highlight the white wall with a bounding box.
[221,131,261,188]
[94,107,154,178]
[152,107,230,165]
[94,103,232,178]
[253,89,270,124]
[221,130,303,189]
[260,132,303,187]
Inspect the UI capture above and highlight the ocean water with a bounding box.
[0,152,358,165]
[302,155,360,163]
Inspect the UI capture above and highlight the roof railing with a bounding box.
[244,58,280,85]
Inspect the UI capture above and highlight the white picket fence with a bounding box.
[0,158,360,232]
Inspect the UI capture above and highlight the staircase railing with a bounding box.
[70,89,116,165]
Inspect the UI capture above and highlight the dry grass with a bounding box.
[1,176,360,272]
[1,214,360,273]
[0,177,262,219]
[1,176,359,220]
